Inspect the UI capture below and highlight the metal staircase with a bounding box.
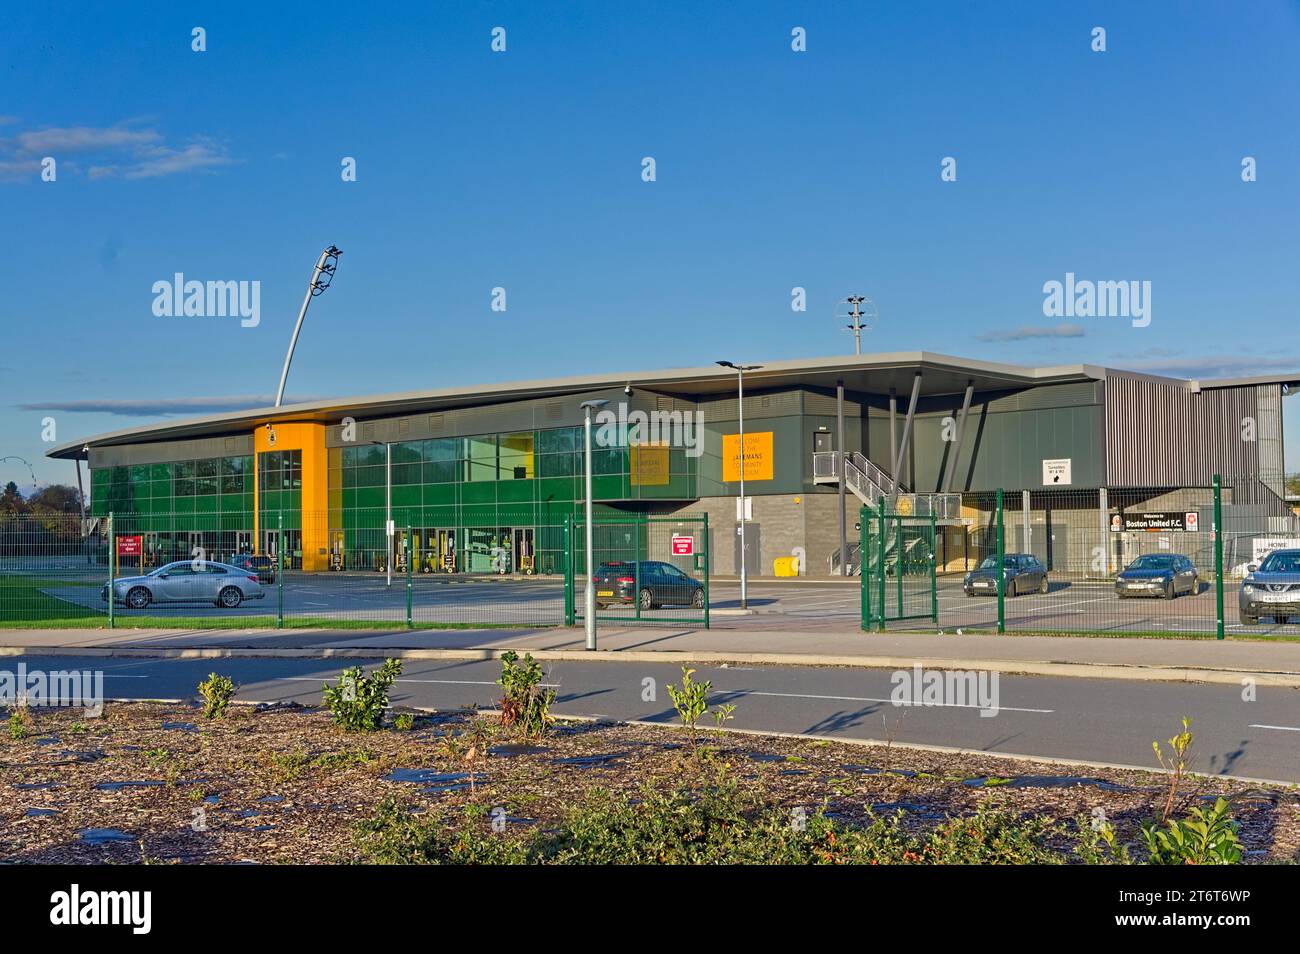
[812,451,963,520]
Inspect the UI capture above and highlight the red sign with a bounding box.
[116,535,142,557]
[671,534,695,556]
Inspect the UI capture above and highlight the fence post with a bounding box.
[876,500,887,631]
[563,515,574,626]
[996,489,1006,634]
[406,525,414,629]
[276,512,284,629]
[860,506,870,632]
[634,519,642,622]
[701,512,711,630]
[1214,474,1224,640]
[930,509,938,625]
[107,511,115,629]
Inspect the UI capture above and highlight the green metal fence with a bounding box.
[0,509,571,630]
[566,514,710,627]
[863,475,1300,639]
[860,505,937,630]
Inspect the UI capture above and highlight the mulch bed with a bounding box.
[3,702,1297,864]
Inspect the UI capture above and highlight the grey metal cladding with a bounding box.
[89,434,254,469]
[1104,374,1264,489]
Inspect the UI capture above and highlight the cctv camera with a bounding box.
[624,385,632,396]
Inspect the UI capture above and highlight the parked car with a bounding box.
[101,560,265,610]
[1238,548,1300,625]
[227,552,276,584]
[963,553,1048,597]
[592,561,706,610]
[1115,553,1199,599]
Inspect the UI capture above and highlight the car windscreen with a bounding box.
[977,557,998,570]
[1259,552,1300,574]
[1129,556,1176,570]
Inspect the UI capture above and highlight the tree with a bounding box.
[0,482,25,514]
[28,484,83,515]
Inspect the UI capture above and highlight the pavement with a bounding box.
[5,622,1300,687]
[9,652,1300,783]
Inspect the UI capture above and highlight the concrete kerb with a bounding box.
[3,644,1298,688]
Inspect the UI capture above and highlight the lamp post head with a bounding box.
[579,399,609,411]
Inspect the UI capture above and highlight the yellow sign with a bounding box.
[722,432,774,482]
[630,443,670,486]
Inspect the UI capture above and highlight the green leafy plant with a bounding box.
[1152,716,1194,821]
[323,659,403,732]
[197,673,236,719]
[393,712,415,732]
[497,651,555,739]
[665,666,711,747]
[7,704,32,741]
[1141,797,1242,865]
[711,702,736,728]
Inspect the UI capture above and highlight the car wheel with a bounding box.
[639,588,654,610]
[126,587,151,610]
[1163,583,1174,600]
[691,589,706,609]
[218,586,243,609]
[1038,575,1048,594]
[1239,611,1257,625]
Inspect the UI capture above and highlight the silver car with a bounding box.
[1239,548,1300,625]
[101,560,266,610]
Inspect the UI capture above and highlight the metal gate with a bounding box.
[860,505,937,630]
[566,515,710,627]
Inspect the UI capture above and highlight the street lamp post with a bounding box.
[717,361,761,609]
[580,399,609,650]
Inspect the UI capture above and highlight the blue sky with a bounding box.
[3,0,1299,487]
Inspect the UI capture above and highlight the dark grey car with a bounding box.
[102,560,266,610]
[592,561,706,610]
[1239,548,1300,625]
[963,553,1048,597]
[1115,554,1199,599]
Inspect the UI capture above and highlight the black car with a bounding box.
[963,553,1048,597]
[1115,553,1199,599]
[227,553,276,584]
[592,561,706,610]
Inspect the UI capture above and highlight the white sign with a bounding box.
[1042,458,1072,486]
[1184,511,1199,532]
[736,496,753,521]
[385,519,396,537]
[1252,537,1300,564]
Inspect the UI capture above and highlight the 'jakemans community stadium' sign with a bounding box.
[1110,511,1201,532]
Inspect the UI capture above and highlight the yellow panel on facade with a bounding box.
[630,443,670,486]
[253,422,328,571]
[722,431,774,482]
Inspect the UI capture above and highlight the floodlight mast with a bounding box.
[275,246,342,407]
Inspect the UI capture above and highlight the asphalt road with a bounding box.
[10,654,1300,782]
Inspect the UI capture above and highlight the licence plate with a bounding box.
[597,590,614,597]
[1259,592,1294,603]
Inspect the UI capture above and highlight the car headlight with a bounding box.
[1242,582,1256,595]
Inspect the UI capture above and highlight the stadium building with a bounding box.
[46,352,1297,578]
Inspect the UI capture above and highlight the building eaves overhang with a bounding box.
[46,351,1108,460]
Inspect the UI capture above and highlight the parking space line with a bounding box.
[727,689,1053,714]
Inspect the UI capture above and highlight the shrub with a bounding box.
[496,651,555,739]
[7,705,32,741]
[197,673,236,719]
[1152,716,1194,821]
[354,798,530,865]
[1142,797,1242,865]
[665,666,710,746]
[393,712,415,732]
[323,659,403,732]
